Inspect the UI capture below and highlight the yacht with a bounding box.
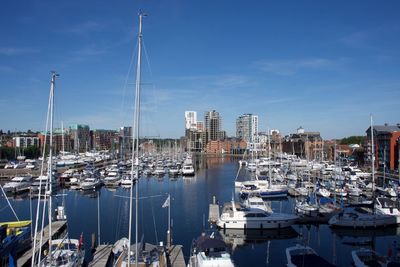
[316,187,331,198]
[375,197,400,216]
[80,177,102,191]
[168,165,180,176]
[103,171,121,186]
[329,207,399,228]
[243,196,272,212]
[286,244,336,267]
[182,164,195,176]
[188,231,235,267]
[154,165,166,176]
[30,175,58,195]
[217,200,298,229]
[3,175,32,194]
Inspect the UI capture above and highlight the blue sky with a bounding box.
[1,1,399,139]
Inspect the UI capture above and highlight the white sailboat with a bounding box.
[31,72,85,267]
[112,12,167,267]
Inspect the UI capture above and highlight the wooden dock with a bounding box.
[89,245,113,267]
[17,220,67,267]
[208,203,220,223]
[168,244,186,267]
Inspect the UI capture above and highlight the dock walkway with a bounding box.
[89,245,113,267]
[168,245,186,267]
[18,220,67,267]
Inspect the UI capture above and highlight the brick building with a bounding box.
[365,124,400,171]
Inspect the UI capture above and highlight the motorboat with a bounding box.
[3,175,32,194]
[375,197,400,216]
[243,196,272,212]
[30,175,58,195]
[80,177,102,191]
[316,187,331,198]
[188,231,235,267]
[286,244,336,267]
[329,207,399,228]
[182,164,195,176]
[168,165,180,176]
[103,171,121,186]
[217,200,298,229]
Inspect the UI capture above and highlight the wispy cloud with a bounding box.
[255,58,346,76]
[0,47,39,56]
[67,20,104,34]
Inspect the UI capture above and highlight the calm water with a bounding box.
[1,156,399,266]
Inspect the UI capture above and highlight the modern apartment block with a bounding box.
[185,111,197,130]
[236,113,259,147]
[205,110,223,143]
[184,110,224,152]
[69,124,90,153]
[12,136,40,148]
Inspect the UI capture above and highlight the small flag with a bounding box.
[162,195,170,208]
[78,233,83,250]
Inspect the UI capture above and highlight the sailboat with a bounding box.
[111,12,167,267]
[31,72,85,267]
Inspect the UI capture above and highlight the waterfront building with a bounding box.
[205,138,247,154]
[119,126,132,157]
[69,124,90,153]
[365,123,400,171]
[91,129,119,151]
[236,114,259,147]
[185,111,197,130]
[258,130,283,156]
[282,126,323,160]
[38,129,71,152]
[205,110,224,143]
[12,136,40,148]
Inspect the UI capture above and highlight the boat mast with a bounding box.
[128,11,145,267]
[371,115,375,195]
[47,71,58,260]
[268,128,272,188]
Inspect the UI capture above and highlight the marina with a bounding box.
[1,154,400,266]
[1,2,400,267]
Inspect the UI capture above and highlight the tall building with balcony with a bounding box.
[69,124,90,153]
[205,110,223,144]
[236,114,258,148]
[185,111,197,130]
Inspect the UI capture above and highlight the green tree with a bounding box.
[340,136,364,145]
